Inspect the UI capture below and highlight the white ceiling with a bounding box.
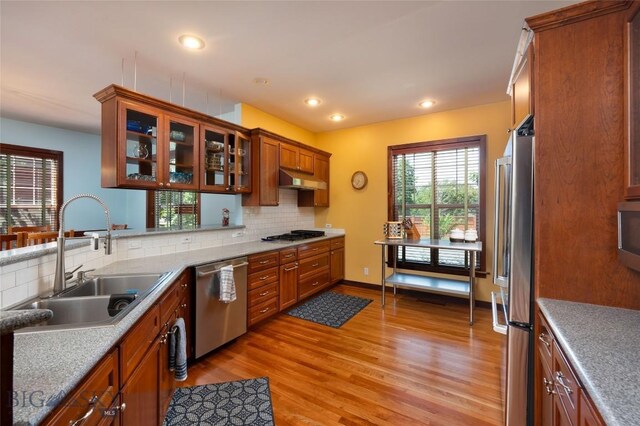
[0,0,578,135]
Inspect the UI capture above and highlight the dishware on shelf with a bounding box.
[464,229,478,242]
[145,126,157,137]
[169,130,186,141]
[169,171,193,184]
[132,144,148,159]
[127,120,143,132]
[237,148,246,156]
[450,229,465,242]
[206,140,224,152]
[127,173,155,181]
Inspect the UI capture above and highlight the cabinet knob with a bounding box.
[159,182,164,187]
[181,283,188,288]
[181,303,187,308]
[166,182,171,187]
[507,128,512,133]
[226,186,231,191]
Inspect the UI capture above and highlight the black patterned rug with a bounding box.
[163,377,274,426]
[286,291,373,328]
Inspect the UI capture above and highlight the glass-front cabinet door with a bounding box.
[201,125,229,192]
[120,102,161,187]
[230,131,251,193]
[163,115,198,191]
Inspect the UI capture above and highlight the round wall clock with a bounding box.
[351,171,368,190]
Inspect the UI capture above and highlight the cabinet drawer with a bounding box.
[248,281,279,307]
[159,280,181,327]
[298,253,330,281]
[299,270,330,299]
[120,304,160,384]
[248,251,279,273]
[330,237,345,250]
[43,349,120,426]
[538,314,554,370]
[279,247,298,263]
[248,296,278,326]
[248,266,279,291]
[297,240,330,259]
[553,341,580,425]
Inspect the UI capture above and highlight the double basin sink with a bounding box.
[10,273,168,332]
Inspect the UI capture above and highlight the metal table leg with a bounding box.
[393,245,397,295]
[381,244,386,307]
[469,250,476,326]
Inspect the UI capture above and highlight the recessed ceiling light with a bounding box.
[178,35,205,50]
[329,114,345,122]
[253,78,270,85]
[304,98,321,107]
[419,100,436,108]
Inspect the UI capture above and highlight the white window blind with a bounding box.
[389,137,485,273]
[151,191,200,229]
[0,145,62,234]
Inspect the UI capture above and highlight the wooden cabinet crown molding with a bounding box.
[94,84,250,133]
[250,128,332,157]
[526,0,635,32]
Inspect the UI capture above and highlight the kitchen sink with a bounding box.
[59,273,164,298]
[8,272,169,332]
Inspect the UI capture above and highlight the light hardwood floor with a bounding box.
[183,284,506,425]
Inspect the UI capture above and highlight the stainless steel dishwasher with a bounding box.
[194,257,248,358]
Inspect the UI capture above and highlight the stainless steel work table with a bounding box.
[374,238,483,325]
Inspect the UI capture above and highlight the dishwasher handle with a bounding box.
[196,262,248,278]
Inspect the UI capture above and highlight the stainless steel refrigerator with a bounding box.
[492,116,534,425]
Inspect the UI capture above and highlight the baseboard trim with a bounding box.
[339,280,492,310]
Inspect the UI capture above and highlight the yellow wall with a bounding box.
[240,103,317,147]
[315,101,511,303]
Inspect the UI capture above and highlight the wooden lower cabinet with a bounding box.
[44,271,192,425]
[43,350,120,426]
[279,261,298,309]
[330,247,344,284]
[535,309,604,426]
[121,337,160,426]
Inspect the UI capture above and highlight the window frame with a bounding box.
[0,143,64,233]
[387,135,487,277]
[146,190,201,229]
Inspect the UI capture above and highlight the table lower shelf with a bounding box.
[385,272,470,297]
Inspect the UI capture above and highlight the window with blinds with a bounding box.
[388,136,486,275]
[147,191,200,229]
[0,144,63,234]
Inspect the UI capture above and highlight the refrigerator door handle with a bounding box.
[493,156,511,287]
[491,291,507,334]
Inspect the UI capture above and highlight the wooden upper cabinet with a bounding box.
[243,132,279,206]
[511,42,534,129]
[299,153,330,207]
[94,84,250,194]
[626,3,640,199]
[280,143,314,174]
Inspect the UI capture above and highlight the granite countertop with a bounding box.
[10,232,343,425]
[538,298,640,426]
[0,310,53,335]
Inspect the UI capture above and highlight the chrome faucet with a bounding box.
[53,194,112,294]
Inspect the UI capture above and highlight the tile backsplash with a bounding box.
[0,189,316,308]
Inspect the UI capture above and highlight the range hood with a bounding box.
[279,169,327,190]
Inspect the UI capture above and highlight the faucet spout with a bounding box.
[53,194,112,294]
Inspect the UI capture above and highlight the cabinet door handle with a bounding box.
[543,378,556,395]
[181,303,187,308]
[538,333,551,348]
[260,307,270,313]
[259,260,270,265]
[259,291,270,296]
[259,275,269,280]
[554,372,573,394]
[312,281,320,286]
[312,262,319,267]
[181,283,188,288]
[283,253,294,258]
[69,395,98,426]
[312,248,319,251]
[284,265,298,272]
